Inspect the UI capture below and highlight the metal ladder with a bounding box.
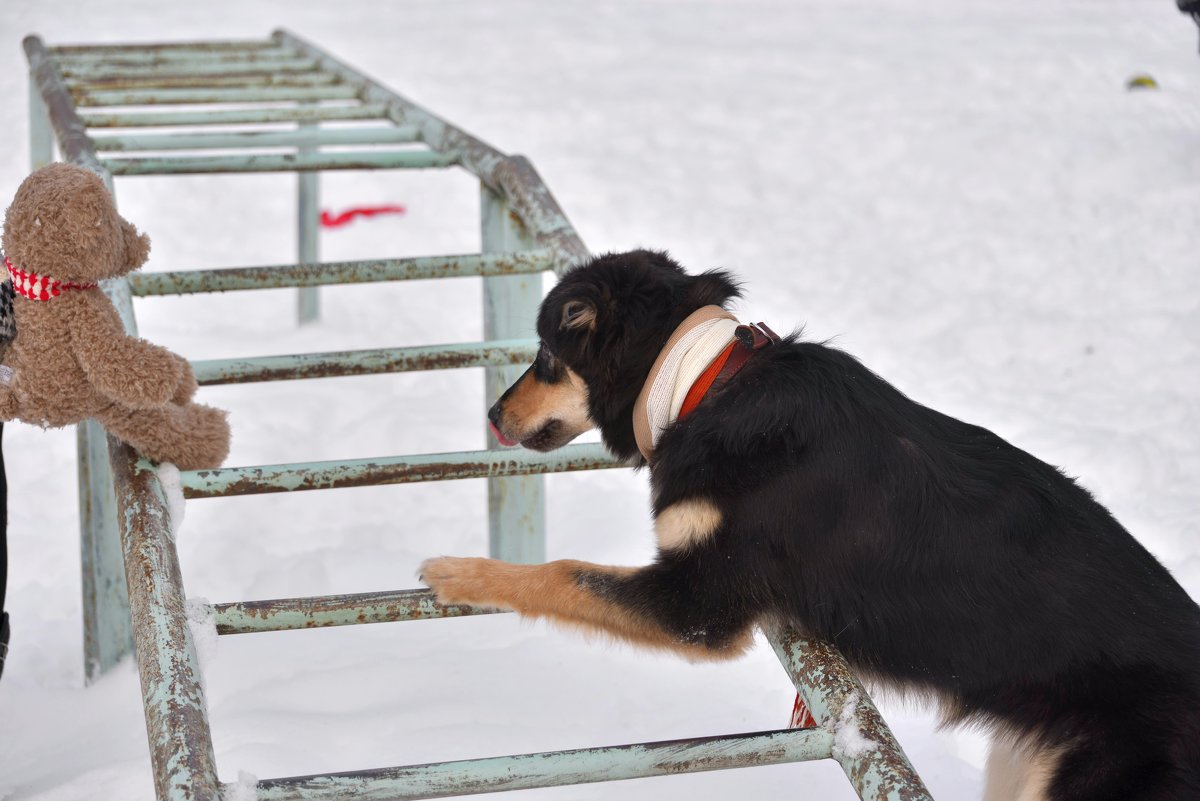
[24,30,933,801]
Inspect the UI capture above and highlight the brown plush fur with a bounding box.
[0,164,229,470]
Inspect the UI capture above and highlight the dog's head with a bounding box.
[487,249,740,462]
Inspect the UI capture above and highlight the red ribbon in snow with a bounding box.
[319,204,407,228]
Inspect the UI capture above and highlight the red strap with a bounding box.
[678,341,736,420]
[677,323,780,420]
[790,693,817,729]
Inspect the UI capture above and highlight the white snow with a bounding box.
[1,1,1199,800]
[184,597,219,678]
[155,463,186,540]
[223,771,258,801]
[828,692,878,761]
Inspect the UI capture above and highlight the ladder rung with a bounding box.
[51,39,278,56]
[75,85,359,107]
[52,45,296,66]
[92,126,420,153]
[67,71,338,92]
[103,150,457,176]
[192,339,538,385]
[180,443,624,499]
[81,103,389,128]
[128,251,554,295]
[211,588,499,635]
[61,57,321,79]
[252,728,834,801]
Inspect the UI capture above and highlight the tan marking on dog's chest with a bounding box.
[983,737,1065,801]
[655,498,722,551]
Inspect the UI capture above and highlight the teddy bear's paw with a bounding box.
[119,347,184,407]
[170,404,231,471]
[0,382,18,421]
[171,355,198,404]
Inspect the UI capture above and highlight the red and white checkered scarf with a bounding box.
[4,254,96,302]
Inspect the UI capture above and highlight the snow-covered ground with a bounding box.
[2,1,1199,799]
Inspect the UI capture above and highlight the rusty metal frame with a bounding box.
[25,30,933,801]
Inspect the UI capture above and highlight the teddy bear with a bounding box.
[0,163,230,470]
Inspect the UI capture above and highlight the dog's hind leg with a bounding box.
[420,556,757,660]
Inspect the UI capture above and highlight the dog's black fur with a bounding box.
[437,250,1200,800]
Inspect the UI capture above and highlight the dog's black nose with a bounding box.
[487,402,502,426]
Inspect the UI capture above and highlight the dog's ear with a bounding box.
[685,269,742,309]
[560,299,597,331]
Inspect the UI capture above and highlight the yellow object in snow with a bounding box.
[1127,74,1160,90]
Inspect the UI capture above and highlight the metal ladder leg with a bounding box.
[29,72,54,170]
[77,421,135,682]
[296,106,320,324]
[481,183,545,563]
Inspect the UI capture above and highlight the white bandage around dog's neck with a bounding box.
[632,305,740,461]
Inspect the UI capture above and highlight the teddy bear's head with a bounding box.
[2,163,150,284]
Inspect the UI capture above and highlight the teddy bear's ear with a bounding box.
[122,219,150,268]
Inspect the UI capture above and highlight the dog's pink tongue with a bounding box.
[489,420,518,447]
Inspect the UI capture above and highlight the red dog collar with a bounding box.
[4,254,97,301]
[677,322,781,421]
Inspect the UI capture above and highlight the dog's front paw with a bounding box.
[420,556,514,610]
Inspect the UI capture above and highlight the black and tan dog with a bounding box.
[421,250,1200,800]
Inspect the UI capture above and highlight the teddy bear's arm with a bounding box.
[69,292,184,407]
[170,352,198,404]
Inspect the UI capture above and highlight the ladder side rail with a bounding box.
[23,35,104,174]
[111,434,222,801]
[768,625,934,801]
[105,220,222,798]
[24,38,222,791]
[28,73,54,169]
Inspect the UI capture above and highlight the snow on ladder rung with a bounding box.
[179,443,624,499]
